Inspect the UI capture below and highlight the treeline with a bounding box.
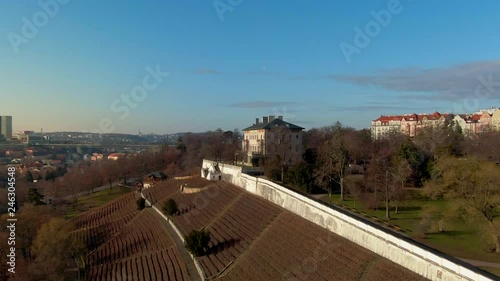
[0,128,240,208]
[262,121,500,253]
[264,121,494,198]
[0,128,242,280]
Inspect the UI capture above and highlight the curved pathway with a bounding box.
[142,192,204,281]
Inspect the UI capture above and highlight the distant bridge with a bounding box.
[0,143,165,150]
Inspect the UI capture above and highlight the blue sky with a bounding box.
[1,0,500,134]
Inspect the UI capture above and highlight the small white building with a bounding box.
[201,163,223,181]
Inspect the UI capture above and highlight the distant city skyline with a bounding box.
[0,116,12,140]
[1,1,500,134]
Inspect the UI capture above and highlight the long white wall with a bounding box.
[202,160,496,281]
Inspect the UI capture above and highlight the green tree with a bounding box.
[9,205,55,261]
[44,170,57,181]
[162,198,179,218]
[176,136,187,153]
[26,172,34,182]
[397,140,426,186]
[251,157,260,167]
[286,161,314,193]
[27,188,45,206]
[184,228,211,257]
[137,197,146,210]
[425,157,500,252]
[419,204,447,235]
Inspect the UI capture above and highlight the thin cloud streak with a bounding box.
[227,101,297,108]
[194,68,223,75]
[327,60,500,101]
[330,105,428,112]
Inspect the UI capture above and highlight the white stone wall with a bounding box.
[202,159,496,281]
[203,160,242,186]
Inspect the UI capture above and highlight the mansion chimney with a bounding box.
[269,115,275,122]
[255,118,259,125]
[263,116,269,124]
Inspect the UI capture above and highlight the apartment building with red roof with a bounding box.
[371,109,498,139]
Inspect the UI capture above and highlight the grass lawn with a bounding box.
[320,193,500,265]
[64,187,133,219]
[479,267,500,277]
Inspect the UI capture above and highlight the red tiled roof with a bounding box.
[375,112,450,122]
[373,115,403,122]
[471,114,482,121]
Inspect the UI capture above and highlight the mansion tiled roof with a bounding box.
[243,118,304,131]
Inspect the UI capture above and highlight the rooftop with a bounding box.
[243,115,304,131]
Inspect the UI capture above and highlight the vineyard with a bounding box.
[149,177,426,280]
[142,176,215,204]
[71,175,427,281]
[71,193,139,251]
[218,212,426,281]
[71,192,190,281]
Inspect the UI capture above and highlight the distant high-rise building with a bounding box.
[0,116,12,141]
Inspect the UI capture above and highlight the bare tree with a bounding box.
[265,125,296,182]
[366,148,393,218]
[391,158,412,214]
[101,160,120,189]
[366,133,409,219]
[413,121,464,159]
[314,122,349,200]
[466,129,500,163]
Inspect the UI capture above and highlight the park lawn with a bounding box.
[65,187,132,219]
[479,267,500,277]
[319,193,444,232]
[321,193,500,264]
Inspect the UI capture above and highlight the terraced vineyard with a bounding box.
[194,193,283,277]
[151,177,426,280]
[71,192,190,281]
[85,210,189,281]
[142,176,214,204]
[71,193,139,251]
[72,176,428,281]
[71,193,138,229]
[219,212,426,281]
[87,249,186,281]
